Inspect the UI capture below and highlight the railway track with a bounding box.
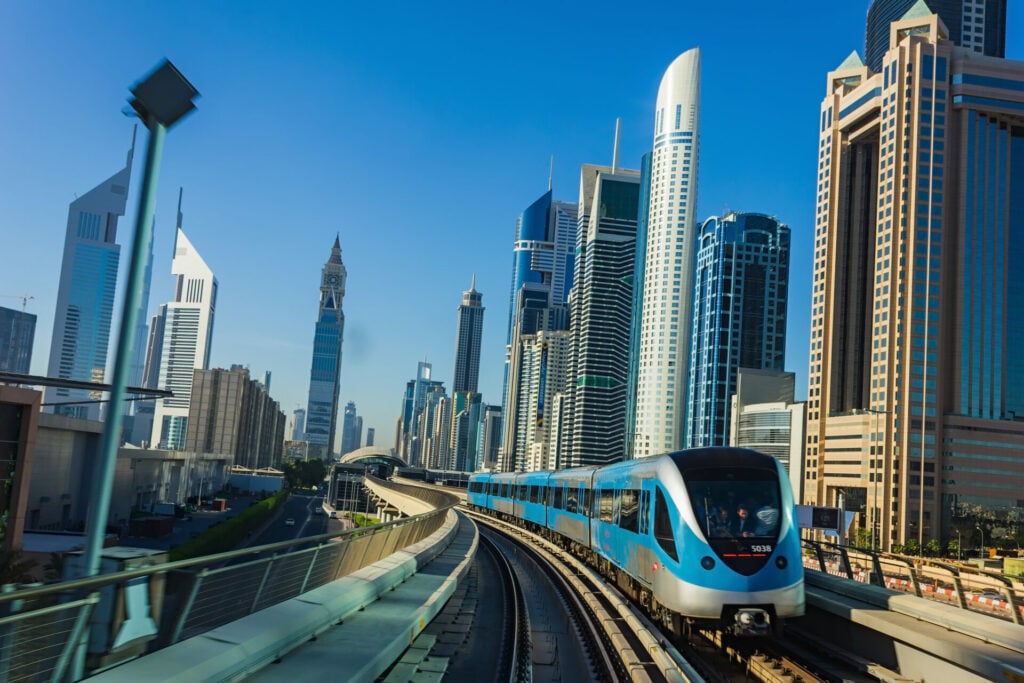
[477,530,531,681]
[466,507,878,683]
[468,510,696,682]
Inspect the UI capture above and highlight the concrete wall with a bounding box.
[25,411,231,534]
[28,412,110,532]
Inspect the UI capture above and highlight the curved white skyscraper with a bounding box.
[150,208,218,451]
[633,48,701,458]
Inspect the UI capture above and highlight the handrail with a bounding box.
[802,538,1024,624]
[0,497,455,605]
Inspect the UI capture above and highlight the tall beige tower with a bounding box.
[806,1,1024,552]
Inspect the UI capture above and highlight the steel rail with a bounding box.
[478,530,531,683]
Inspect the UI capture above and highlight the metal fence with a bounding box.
[802,538,1024,624]
[0,481,458,682]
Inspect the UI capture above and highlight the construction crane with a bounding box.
[0,294,35,312]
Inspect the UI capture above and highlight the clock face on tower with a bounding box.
[324,273,339,287]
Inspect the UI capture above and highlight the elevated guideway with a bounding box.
[6,475,1024,683]
[799,568,1024,681]
[86,477,473,682]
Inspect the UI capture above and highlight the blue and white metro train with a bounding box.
[467,447,804,636]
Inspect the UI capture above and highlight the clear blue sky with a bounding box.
[2,2,1020,450]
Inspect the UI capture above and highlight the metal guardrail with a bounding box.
[802,539,1024,624]
[0,481,457,682]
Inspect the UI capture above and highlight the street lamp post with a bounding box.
[956,529,962,562]
[81,60,198,580]
[977,525,985,560]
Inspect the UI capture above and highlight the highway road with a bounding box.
[248,492,345,547]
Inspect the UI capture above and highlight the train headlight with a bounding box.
[775,555,788,569]
[700,556,715,570]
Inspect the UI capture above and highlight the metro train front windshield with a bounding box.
[684,467,782,575]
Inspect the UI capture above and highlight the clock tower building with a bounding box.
[304,235,347,459]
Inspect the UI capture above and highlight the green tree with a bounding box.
[924,539,941,557]
[854,527,872,549]
[903,538,921,555]
[946,537,960,559]
[283,459,328,489]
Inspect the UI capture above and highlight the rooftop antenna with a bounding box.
[127,124,138,166]
[176,187,184,230]
[611,117,621,174]
[548,155,554,191]
[172,187,184,253]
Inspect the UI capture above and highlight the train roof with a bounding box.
[665,447,780,473]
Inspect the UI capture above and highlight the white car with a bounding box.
[284,517,296,527]
[313,508,324,516]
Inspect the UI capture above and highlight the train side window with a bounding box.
[554,484,564,509]
[654,487,679,561]
[598,489,614,522]
[582,487,591,516]
[620,489,639,533]
[639,490,651,534]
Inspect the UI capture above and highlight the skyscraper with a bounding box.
[452,277,485,394]
[397,361,433,465]
[686,212,790,448]
[365,427,375,447]
[633,48,701,458]
[625,152,653,459]
[449,391,483,472]
[501,190,577,470]
[150,200,218,450]
[806,4,1024,550]
[564,161,641,468]
[45,135,134,419]
[305,236,347,460]
[0,306,36,374]
[509,329,571,471]
[480,405,503,471]
[128,302,166,445]
[292,408,306,441]
[865,0,1006,71]
[185,366,286,470]
[340,401,359,456]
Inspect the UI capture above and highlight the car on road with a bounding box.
[284,517,296,527]
[329,511,338,519]
[313,507,324,515]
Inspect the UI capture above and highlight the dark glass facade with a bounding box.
[0,307,36,374]
[865,0,1006,72]
[686,213,790,448]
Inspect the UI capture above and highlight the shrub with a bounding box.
[169,491,289,562]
